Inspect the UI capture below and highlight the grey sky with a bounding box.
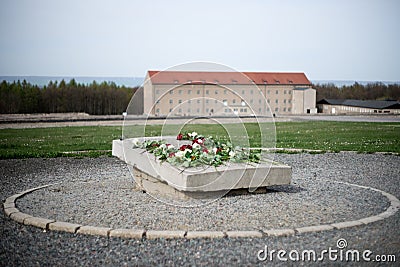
[0,0,399,81]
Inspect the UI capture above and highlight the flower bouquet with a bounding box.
[132,132,261,168]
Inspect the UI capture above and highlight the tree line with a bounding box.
[0,79,137,115]
[314,82,400,102]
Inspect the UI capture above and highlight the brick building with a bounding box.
[142,70,316,116]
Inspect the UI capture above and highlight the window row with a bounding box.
[155,89,293,95]
[155,106,292,114]
[162,99,292,105]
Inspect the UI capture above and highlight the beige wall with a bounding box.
[292,88,317,114]
[145,81,315,116]
[318,104,400,114]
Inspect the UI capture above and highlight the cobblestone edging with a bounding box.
[3,181,400,239]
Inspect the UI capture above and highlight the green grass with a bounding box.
[0,121,399,159]
[276,121,400,153]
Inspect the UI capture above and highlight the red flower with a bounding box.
[179,144,192,151]
[202,148,209,153]
[192,137,204,145]
[168,152,175,157]
[177,133,183,140]
[216,147,222,154]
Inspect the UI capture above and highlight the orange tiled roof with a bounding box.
[147,70,311,85]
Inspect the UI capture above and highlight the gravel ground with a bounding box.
[1,153,399,266]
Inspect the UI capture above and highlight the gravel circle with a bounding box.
[1,153,399,266]
[14,155,391,231]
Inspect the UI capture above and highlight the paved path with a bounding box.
[0,114,398,129]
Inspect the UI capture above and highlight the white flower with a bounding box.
[192,143,201,149]
[132,138,140,148]
[212,147,218,154]
[184,148,192,154]
[175,151,185,158]
[159,144,167,149]
[197,139,203,144]
[188,131,198,138]
[229,151,236,157]
[167,144,174,149]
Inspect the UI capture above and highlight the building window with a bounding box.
[275,107,279,112]
[242,90,245,95]
[169,108,172,112]
[223,100,228,106]
[197,90,200,94]
[267,90,270,94]
[215,90,218,94]
[233,99,236,104]
[250,90,254,94]
[267,99,270,103]
[206,108,209,113]
[178,100,182,104]
[259,99,262,104]
[289,90,292,94]
[284,90,287,94]
[178,108,182,113]
[156,108,160,113]
[188,100,192,103]
[276,90,279,94]
[288,100,291,103]
[197,108,200,113]
[169,90,173,94]
[169,99,173,104]
[178,90,182,94]
[283,99,286,104]
[283,107,286,112]
[206,90,209,95]
[197,99,200,103]
[288,108,291,112]
[275,99,278,104]
[188,90,191,94]
[206,100,209,104]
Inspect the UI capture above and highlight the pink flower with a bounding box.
[177,133,183,140]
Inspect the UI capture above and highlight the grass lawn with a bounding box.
[0,121,399,159]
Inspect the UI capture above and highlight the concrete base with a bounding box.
[112,138,292,199]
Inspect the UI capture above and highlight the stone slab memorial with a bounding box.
[112,135,291,200]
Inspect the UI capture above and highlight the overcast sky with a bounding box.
[0,0,399,81]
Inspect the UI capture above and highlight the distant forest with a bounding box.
[0,79,137,115]
[0,80,399,115]
[314,82,400,102]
